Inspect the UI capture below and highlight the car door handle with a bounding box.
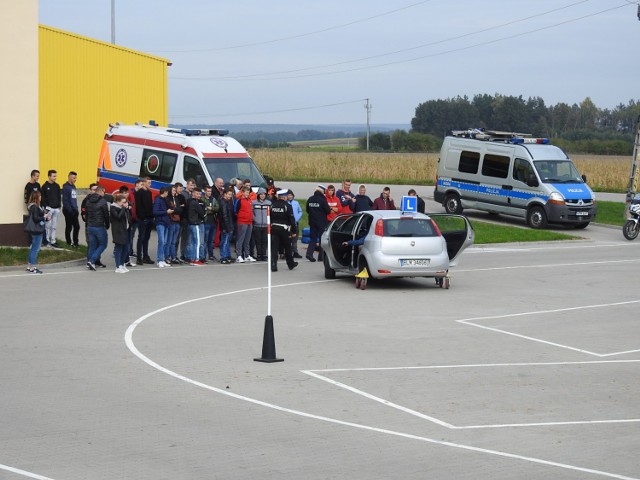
[502,185,513,190]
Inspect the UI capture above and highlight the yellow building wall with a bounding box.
[39,25,170,188]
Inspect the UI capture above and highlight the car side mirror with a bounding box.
[527,175,539,188]
[581,174,587,183]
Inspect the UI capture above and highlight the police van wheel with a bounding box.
[444,194,462,214]
[323,255,336,279]
[527,206,548,229]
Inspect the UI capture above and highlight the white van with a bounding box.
[96,122,265,195]
[433,129,596,229]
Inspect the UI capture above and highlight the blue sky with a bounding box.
[39,0,639,125]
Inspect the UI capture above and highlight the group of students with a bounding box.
[83,176,303,273]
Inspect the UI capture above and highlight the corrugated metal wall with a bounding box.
[39,25,170,187]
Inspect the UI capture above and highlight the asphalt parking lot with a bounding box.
[1,190,639,480]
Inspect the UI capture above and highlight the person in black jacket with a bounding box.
[110,194,132,273]
[134,178,154,265]
[86,185,110,271]
[270,189,298,272]
[186,189,206,265]
[408,189,426,214]
[40,169,62,248]
[305,185,330,262]
[219,188,235,264]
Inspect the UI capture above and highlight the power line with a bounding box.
[148,0,433,54]
[171,2,630,83]
[169,98,368,119]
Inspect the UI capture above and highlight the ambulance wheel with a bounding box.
[355,278,362,289]
[443,277,450,289]
[527,206,548,229]
[444,193,463,214]
[323,255,336,279]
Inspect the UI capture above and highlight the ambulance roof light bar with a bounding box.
[180,128,229,137]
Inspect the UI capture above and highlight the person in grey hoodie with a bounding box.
[251,188,271,261]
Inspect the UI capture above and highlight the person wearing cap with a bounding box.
[252,187,271,261]
[287,189,303,259]
[269,189,298,272]
[305,185,330,262]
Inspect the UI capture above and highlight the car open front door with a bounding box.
[428,214,475,267]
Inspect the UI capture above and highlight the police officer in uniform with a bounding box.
[270,189,298,272]
[305,185,330,262]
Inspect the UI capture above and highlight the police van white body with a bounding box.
[97,123,265,195]
[433,129,596,229]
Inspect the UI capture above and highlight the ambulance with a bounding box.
[434,129,596,229]
[96,122,265,195]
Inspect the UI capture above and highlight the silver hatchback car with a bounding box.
[320,210,474,288]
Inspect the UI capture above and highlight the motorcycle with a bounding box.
[623,199,640,240]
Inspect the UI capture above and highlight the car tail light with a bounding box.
[430,219,442,236]
[374,219,384,236]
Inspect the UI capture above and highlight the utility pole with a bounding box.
[111,0,116,44]
[364,98,372,151]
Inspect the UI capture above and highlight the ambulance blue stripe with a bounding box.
[98,169,170,191]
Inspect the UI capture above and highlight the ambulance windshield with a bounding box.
[533,160,583,184]
[203,157,266,187]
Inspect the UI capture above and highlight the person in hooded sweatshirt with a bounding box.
[86,185,110,271]
[305,185,330,262]
[110,193,132,273]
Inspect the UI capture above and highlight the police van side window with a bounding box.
[481,154,510,179]
[513,158,534,184]
[458,151,480,174]
[140,149,176,183]
[183,156,207,188]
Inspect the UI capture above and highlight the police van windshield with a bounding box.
[202,157,265,187]
[533,160,583,184]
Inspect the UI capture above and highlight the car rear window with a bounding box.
[383,218,437,237]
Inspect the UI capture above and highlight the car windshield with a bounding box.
[533,160,583,184]
[383,218,437,237]
[203,157,265,187]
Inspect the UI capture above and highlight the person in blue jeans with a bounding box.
[26,191,47,274]
[186,188,206,265]
[219,188,235,264]
[153,186,173,268]
[85,185,110,271]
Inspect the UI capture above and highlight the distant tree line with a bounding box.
[400,94,639,155]
[236,129,365,148]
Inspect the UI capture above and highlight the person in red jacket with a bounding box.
[372,187,397,210]
[234,186,255,262]
[325,184,340,222]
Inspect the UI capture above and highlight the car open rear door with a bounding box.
[428,214,474,267]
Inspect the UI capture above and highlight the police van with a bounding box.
[433,129,596,229]
[96,122,265,195]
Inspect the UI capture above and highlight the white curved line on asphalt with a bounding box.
[124,281,639,480]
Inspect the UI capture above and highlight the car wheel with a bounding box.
[527,206,548,229]
[323,255,336,279]
[444,193,462,214]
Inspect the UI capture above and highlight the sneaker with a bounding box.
[143,258,154,265]
[125,261,134,267]
[236,256,245,263]
[209,255,218,262]
[50,243,61,249]
[95,260,107,268]
[246,255,257,262]
[115,266,126,273]
[121,266,130,273]
[157,261,167,268]
[306,256,316,262]
[27,268,43,274]
[190,260,204,266]
[293,253,303,259]
[87,262,96,271]
[288,261,299,270]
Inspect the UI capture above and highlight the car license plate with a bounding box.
[400,259,429,266]
[575,211,589,216]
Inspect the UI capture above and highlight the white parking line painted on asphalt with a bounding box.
[303,359,640,430]
[0,463,57,480]
[124,283,640,480]
[458,258,640,273]
[457,299,640,357]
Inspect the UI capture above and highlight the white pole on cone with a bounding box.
[267,206,271,315]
